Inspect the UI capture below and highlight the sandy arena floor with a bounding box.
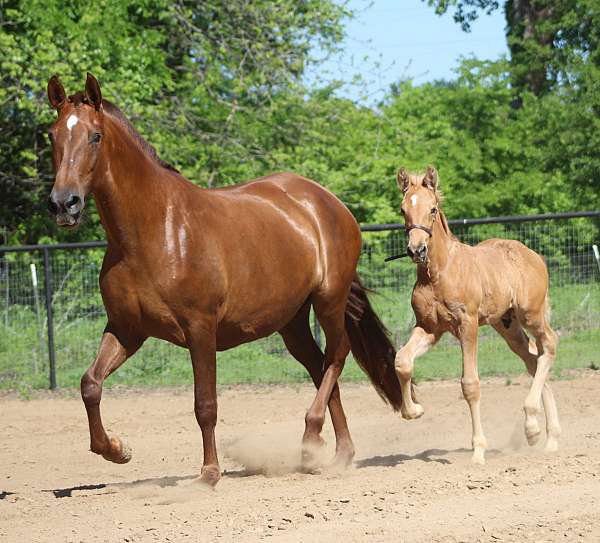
[1,372,599,542]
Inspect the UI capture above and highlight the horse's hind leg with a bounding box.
[279,303,355,468]
[492,317,561,452]
[81,329,144,463]
[520,306,560,450]
[301,295,351,471]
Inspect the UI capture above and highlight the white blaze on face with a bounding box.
[410,195,418,207]
[66,114,79,131]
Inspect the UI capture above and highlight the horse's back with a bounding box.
[473,238,549,312]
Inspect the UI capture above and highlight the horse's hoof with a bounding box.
[101,437,132,464]
[401,403,425,420]
[525,428,541,446]
[301,436,326,473]
[328,444,355,472]
[199,465,221,487]
[471,449,486,465]
[544,438,558,453]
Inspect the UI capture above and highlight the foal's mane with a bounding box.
[68,92,179,173]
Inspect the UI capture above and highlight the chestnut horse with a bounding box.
[393,166,560,464]
[45,74,406,486]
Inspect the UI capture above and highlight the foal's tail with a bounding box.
[344,274,414,411]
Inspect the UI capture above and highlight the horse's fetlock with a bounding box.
[305,411,325,433]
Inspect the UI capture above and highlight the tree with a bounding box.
[424,0,600,96]
[0,0,349,243]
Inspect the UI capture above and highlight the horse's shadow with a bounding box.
[356,448,454,468]
[42,474,197,498]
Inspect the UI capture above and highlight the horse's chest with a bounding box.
[100,263,186,345]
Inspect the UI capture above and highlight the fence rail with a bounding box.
[1,211,599,390]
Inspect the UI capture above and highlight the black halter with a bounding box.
[384,223,433,262]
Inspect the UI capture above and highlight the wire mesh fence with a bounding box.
[1,212,599,390]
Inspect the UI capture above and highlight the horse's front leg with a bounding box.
[459,320,487,465]
[394,326,439,420]
[81,329,144,463]
[188,322,220,487]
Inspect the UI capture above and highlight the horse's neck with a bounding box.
[91,123,189,253]
[417,211,454,284]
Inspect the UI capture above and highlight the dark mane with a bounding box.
[68,92,179,173]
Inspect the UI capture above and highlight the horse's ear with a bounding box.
[47,75,67,110]
[396,167,410,193]
[85,72,102,111]
[423,166,438,191]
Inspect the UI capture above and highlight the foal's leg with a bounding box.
[492,320,561,452]
[301,300,351,471]
[459,321,487,464]
[522,311,559,449]
[188,322,220,487]
[81,329,144,463]
[280,305,355,468]
[394,326,439,420]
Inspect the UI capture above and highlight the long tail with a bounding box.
[344,274,415,411]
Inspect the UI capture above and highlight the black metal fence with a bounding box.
[1,211,599,389]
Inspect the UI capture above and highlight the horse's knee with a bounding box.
[394,350,413,381]
[194,400,217,428]
[461,378,480,402]
[81,372,101,406]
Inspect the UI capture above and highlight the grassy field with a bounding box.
[1,282,598,392]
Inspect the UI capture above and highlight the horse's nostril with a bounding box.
[65,194,80,210]
[47,196,59,215]
[406,245,414,258]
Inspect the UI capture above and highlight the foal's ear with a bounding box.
[47,75,67,110]
[396,167,410,193]
[423,166,439,190]
[85,72,103,111]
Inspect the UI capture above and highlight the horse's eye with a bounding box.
[431,207,438,215]
[89,132,102,144]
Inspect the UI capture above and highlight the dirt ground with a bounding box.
[1,372,599,543]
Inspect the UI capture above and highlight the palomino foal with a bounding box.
[394,167,560,464]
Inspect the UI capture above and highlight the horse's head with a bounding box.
[46,73,104,228]
[396,166,441,264]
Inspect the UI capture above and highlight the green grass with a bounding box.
[1,283,598,391]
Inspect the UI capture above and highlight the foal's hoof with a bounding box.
[544,438,559,453]
[199,465,221,488]
[101,437,132,464]
[525,421,541,446]
[471,449,486,465]
[401,403,425,420]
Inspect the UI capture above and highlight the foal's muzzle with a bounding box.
[48,190,84,227]
[407,243,428,264]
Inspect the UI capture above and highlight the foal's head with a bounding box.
[46,73,105,228]
[396,166,441,264]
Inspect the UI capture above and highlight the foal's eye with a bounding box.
[89,132,102,144]
[431,207,438,215]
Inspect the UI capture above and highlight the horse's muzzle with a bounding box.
[407,243,428,264]
[48,191,84,228]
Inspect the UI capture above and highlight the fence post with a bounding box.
[42,247,57,389]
